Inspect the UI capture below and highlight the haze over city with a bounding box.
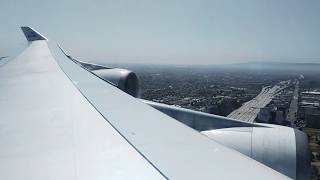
[2,1,320,179]
[1,0,320,64]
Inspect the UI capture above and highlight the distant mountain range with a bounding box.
[225,62,320,72]
[86,61,320,74]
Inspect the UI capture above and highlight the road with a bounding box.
[287,81,299,127]
[227,81,289,122]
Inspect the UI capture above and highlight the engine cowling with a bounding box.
[202,125,310,180]
[143,100,311,180]
[92,68,140,97]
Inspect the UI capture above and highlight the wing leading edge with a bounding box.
[0,27,290,179]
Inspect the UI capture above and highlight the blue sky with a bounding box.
[1,0,319,64]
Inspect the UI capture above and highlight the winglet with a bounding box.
[21,26,47,42]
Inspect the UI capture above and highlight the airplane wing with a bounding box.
[0,27,290,179]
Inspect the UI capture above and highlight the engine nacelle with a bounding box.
[202,125,310,180]
[143,99,311,180]
[92,68,140,97]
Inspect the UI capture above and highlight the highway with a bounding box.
[287,81,299,127]
[227,81,289,122]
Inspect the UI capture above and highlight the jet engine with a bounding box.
[202,125,310,180]
[142,99,311,180]
[92,68,140,97]
[71,60,140,97]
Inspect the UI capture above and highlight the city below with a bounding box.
[114,62,320,179]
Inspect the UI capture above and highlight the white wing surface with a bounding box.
[0,27,164,180]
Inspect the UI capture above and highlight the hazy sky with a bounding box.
[1,0,320,64]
